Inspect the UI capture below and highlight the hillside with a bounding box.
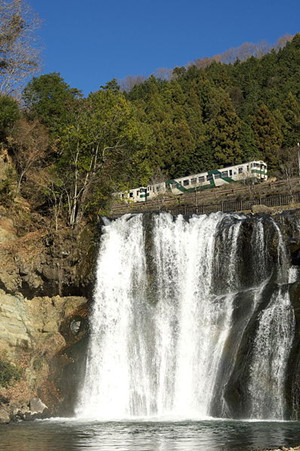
[0,35,299,228]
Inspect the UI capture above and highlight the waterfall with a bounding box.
[75,212,295,421]
[248,220,295,419]
[248,287,295,419]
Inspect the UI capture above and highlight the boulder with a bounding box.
[0,406,10,424]
[29,397,47,414]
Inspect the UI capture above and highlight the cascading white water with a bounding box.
[75,212,295,421]
[248,288,295,419]
[152,213,242,417]
[75,214,149,419]
[248,220,295,420]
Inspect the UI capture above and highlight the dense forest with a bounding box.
[0,2,300,229]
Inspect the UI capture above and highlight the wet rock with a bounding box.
[11,406,30,421]
[289,239,300,266]
[70,319,81,335]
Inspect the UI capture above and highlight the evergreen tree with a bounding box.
[280,92,300,148]
[252,104,283,169]
[207,90,242,166]
[239,121,260,161]
[100,78,120,92]
[22,73,82,135]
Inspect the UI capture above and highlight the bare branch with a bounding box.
[0,0,41,97]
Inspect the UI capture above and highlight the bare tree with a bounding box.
[278,146,298,182]
[274,34,293,51]
[28,168,63,231]
[192,56,219,69]
[119,75,147,93]
[0,0,41,96]
[153,67,172,81]
[7,117,48,193]
[190,34,294,69]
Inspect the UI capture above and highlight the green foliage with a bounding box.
[5,34,300,228]
[100,78,120,92]
[0,95,20,139]
[22,73,82,135]
[49,89,151,225]
[0,168,16,206]
[0,356,22,388]
[280,92,300,147]
[252,104,283,169]
[206,89,242,166]
[239,122,260,161]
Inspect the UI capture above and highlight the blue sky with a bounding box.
[29,0,299,96]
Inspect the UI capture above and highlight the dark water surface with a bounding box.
[0,419,300,451]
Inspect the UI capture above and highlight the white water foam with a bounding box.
[75,212,295,421]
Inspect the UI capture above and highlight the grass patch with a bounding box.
[0,357,22,388]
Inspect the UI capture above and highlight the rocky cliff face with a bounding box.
[0,214,96,423]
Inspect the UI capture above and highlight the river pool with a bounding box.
[0,418,300,450]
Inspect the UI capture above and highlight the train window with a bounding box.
[198,176,205,182]
[214,173,221,179]
[247,165,249,171]
[183,180,190,186]
[238,167,243,174]
[229,170,232,176]
[191,178,197,185]
[207,174,213,181]
[221,171,228,177]
[130,193,133,198]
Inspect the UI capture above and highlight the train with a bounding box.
[115,160,268,203]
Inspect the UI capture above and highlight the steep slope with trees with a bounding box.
[0,26,299,229]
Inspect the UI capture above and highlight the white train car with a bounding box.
[115,160,267,203]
